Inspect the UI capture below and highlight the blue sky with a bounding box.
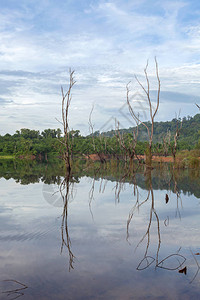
[0,0,200,135]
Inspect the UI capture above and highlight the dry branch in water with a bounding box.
[2,279,28,299]
[60,173,76,271]
[61,69,76,173]
[126,57,160,168]
[171,117,182,165]
[57,69,76,270]
[115,119,139,168]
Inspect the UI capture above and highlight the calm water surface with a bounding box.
[0,161,200,299]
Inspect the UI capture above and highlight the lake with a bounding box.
[0,160,200,299]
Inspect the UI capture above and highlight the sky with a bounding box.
[0,0,200,135]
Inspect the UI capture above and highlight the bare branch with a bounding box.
[127,58,160,167]
[88,105,96,152]
[60,69,76,172]
[126,82,150,139]
[196,103,200,110]
[153,57,161,119]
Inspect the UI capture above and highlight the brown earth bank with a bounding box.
[84,154,174,162]
[84,154,111,161]
[151,155,200,162]
[18,154,49,161]
[135,155,200,162]
[85,154,200,163]
[17,153,200,162]
[137,155,174,162]
[18,154,36,160]
[152,156,174,162]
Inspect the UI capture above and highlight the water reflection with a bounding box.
[132,169,161,268]
[60,170,76,271]
[1,159,200,299]
[1,159,199,197]
[1,280,28,300]
[113,166,189,275]
[82,161,200,286]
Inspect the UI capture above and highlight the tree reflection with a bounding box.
[1,280,28,300]
[60,170,76,271]
[126,169,162,267]
[84,161,198,276]
[1,159,200,280]
[0,160,200,198]
[125,167,192,274]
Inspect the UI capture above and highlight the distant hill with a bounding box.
[97,114,200,147]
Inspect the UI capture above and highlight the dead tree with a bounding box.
[115,120,139,169]
[60,69,76,173]
[88,105,96,153]
[54,70,76,270]
[88,106,107,164]
[171,118,182,165]
[126,57,160,168]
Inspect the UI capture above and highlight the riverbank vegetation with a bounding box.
[0,158,199,198]
[0,113,199,166]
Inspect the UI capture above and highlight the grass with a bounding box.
[175,149,200,169]
[0,155,15,159]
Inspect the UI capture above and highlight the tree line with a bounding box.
[0,114,199,160]
[99,114,200,149]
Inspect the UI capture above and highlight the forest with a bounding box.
[0,113,200,161]
[100,113,200,148]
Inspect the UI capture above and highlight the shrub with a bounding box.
[188,157,200,168]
